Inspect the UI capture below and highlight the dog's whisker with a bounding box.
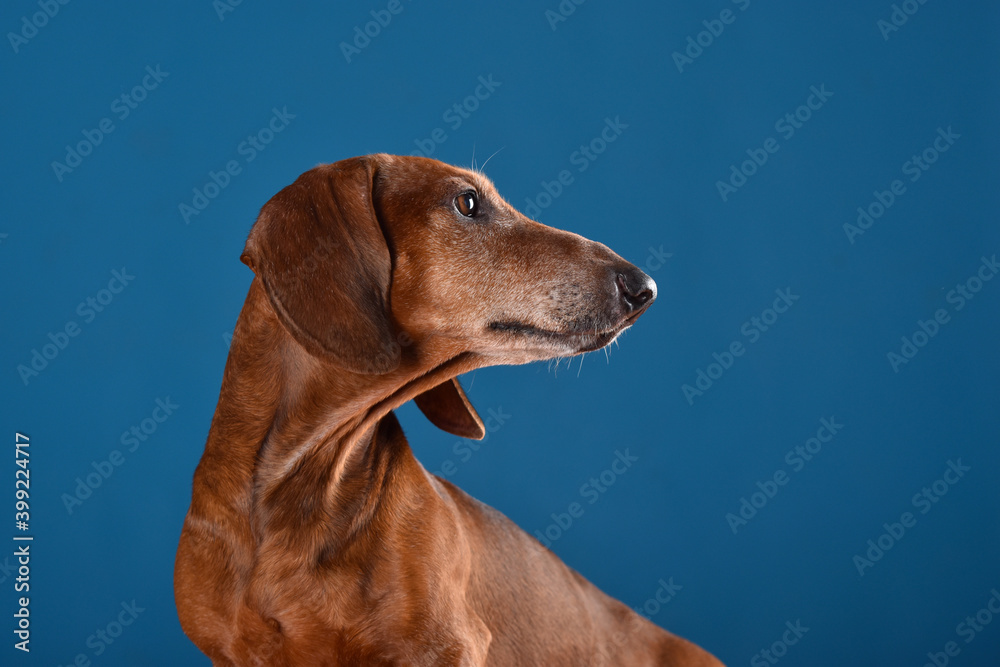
[480,146,505,173]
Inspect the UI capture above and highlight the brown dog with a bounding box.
[175,154,724,666]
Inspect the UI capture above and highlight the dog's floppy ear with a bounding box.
[414,378,485,440]
[241,156,399,374]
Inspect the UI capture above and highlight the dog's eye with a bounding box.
[455,191,479,218]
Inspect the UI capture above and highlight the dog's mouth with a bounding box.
[489,309,645,355]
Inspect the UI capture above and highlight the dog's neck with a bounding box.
[195,279,476,556]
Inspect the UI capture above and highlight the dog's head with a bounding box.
[241,154,655,436]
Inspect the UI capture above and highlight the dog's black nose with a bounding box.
[617,269,657,313]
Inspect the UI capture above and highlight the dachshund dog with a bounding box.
[174,154,724,666]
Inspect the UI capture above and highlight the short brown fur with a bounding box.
[174,155,724,666]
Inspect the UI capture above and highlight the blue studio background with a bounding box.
[3,1,998,665]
